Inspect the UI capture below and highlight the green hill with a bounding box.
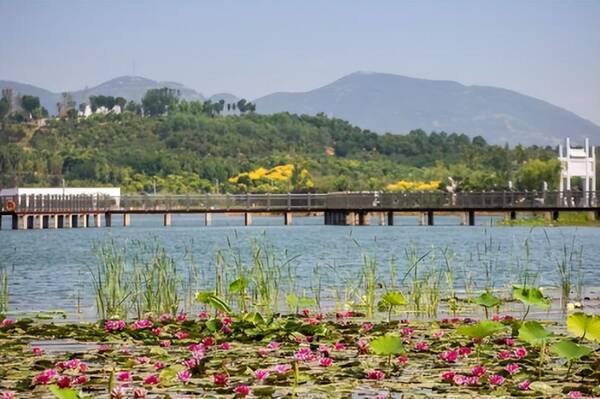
[0,109,559,194]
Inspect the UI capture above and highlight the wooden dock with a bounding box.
[0,191,598,229]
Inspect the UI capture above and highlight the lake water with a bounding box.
[1,213,599,320]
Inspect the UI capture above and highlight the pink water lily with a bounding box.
[234,384,251,397]
[513,347,528,359]
[136,356,150,365]
[131,319,153,330]
[31,346,44,356]
[143,374,159,385]
[104,319,125,332]
[319,357,333,367]
[177,369,192,383]
[254,368,270,381]
[1,391,15,399]
[294,347,315,361]
[488,374,505,386]
[356,339,369,355]
[267,341,281,350]
[73,375,89,385]
[441,370,455,381]
[56,375,71,388]
[497,349,511,360]
[505,363,520,375]
[439,350,459,363]
[273,364,292,374]
[132,387,147,398]
[153,361,166,370]
[116,371,132,382]
[197,311,209,320]
[174,330,188,340]
[361,322,374,332]
[366,369,385,380]
[333,342,346,350]
[471,365,486,377]
[218,342,231,350]
[415,341,429,351]
[568,391,584,399]
[517,379,531,391]
[176,312,188,322]
[213,372,229,386]
[32,369,57,385]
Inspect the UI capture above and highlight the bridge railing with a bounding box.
[1,191,597,213]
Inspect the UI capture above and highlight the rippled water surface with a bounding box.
[1,214,599,319]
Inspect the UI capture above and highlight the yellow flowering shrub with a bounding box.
[385,180,441,192]
[227,164,313,192]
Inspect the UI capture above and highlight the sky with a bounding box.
[1,0,599,124]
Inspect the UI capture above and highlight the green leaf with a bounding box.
[518,321,552,347]
[243,311,266,325]
[159,364,186,383]
[49,385,80,399]
[195,291,232,314]
[566,312,600,342]
[381,291,407,306]
[512,285,550,309]
[550,339,593,361]
[228,277,247,294]
[370,334,405,356]
[474,292,501,308]
[456,320,506,339]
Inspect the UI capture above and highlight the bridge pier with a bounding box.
[504,210,517,221]
[94,213,101,227]
[244,212,252,226]
[387,211,394,226]
[163,213,172,227]
[105,213,112,227]
[284,212,293,225]
[588,210,600,221]
[49,215,58,229]
[123,213,131,227]
[205,212,212,226]
[34,215,43,229]
[420,211,434,226]
[460,211,476,226]
[544,210,559,223]
[357,211,367,226]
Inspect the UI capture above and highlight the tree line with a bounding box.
[0,87,584,194]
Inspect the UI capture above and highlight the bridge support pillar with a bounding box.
[163,213,172,227]
[49,215,58,229]
[57,215,64,228]
[357,211,367,226]
[244,212,252,226]
[11,214,17,230]
[34,215,43,229]
[545,211,559,223]
[284,212,293,225]
[346,211,356,226]
[420,211,434,226]
[63,214,72,228]
[70,214,78,228]
[94,213,101,227]
[105,213,112,227]
[378,212,385,225]
[78,214,88,228]
[123,213,131,227]
[504,211,517,221]
[205,213,212,226]
[387,211,394,226]
[460,211,475,226]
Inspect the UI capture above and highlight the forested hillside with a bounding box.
[0,98,561,194]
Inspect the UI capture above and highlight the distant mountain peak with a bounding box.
[254,71,600,145]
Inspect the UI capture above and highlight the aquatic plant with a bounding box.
[370,334,405,367]
[91,241,133,319]
[0,265,7,316]
[518,320,553,377]
[512,285,550,321]
[550,339,592,379]
[566,312,600,342]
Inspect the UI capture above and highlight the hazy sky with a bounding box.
[1,0,599,124]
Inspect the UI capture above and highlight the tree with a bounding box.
[142,87,180,116]
[515,159,561,190]
[0,96,9,120]
[115,97,127,109]
[21,95,41,116]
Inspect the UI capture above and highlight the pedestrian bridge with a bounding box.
[1,191,598,229]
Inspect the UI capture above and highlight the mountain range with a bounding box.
[2,72,599,146]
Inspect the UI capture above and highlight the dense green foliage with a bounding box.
[0,105,566,193]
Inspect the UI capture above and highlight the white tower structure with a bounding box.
[558,138,596,204]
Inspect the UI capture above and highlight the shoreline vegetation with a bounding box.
[1,235,600,397]
[497,212,600,227]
